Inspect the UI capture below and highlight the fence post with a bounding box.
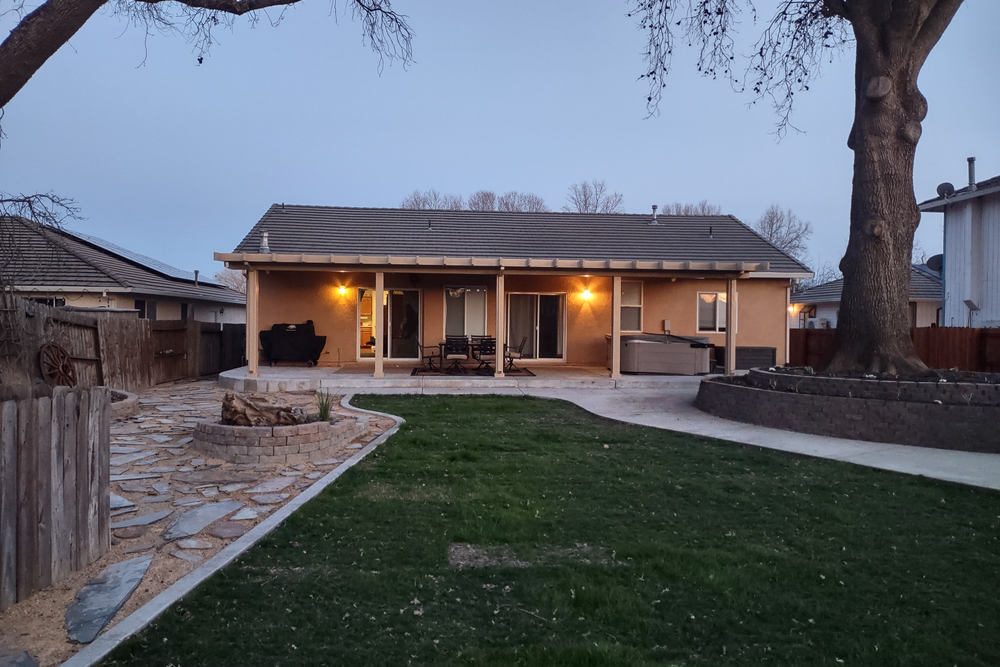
[0,401,17,611]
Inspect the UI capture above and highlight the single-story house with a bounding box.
[215,205,812,377]
[2,216,246,323]
[918,157,1000,327]
[789,264,942,329]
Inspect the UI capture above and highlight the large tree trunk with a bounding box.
[823,0,963,377]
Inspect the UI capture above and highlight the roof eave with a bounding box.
[216,252,779,274]
[919,183,1000,212]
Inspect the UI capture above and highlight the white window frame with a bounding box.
[444,285,488,338]
[697,292,727,333]
[620,281,643,332]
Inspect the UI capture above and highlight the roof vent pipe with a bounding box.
[194,269,199,286]
[258,231,271,254]
[649,204,659,225]
[968,157,977,191]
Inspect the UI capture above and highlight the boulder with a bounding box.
[221,391,306,426]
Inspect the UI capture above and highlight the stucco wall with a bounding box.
[254,270,791,367]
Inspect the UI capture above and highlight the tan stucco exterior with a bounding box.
[254,269,791,368]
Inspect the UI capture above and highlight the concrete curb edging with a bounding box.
[58,400,404,667]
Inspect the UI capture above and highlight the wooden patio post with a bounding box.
[246,268,259,378]
[725,277,736,376]
[374,272,384,379]
[611,276,622,379]
[495,272,505,378]
[785,284,791,365]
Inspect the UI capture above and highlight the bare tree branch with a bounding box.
[0,0,413,109]
[750,203,812,260]
[660,200,721,216]
[400,189,464,211]
[562,180,625,214]
[213,267,247,293]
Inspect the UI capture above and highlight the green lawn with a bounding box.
[102,395,1000,666]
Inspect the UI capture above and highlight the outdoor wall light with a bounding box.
[339,286,347,296]
[582,289,592,300]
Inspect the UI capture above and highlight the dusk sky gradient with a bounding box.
[1,1,998,279]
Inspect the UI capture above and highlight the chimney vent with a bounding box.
[194,269,199,286]
[649,204,659,225]
[968,157,977,191]
[258,231,271,254]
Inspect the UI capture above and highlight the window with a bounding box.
[445,286,487,337]
[31,297,65,307]
[620,281,642,332]
[697,292,727,332]
[180,303,189,321]
[135,299,157,320]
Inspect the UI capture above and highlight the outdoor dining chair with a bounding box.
[472,336,497,374]
[504,336,528,372]
[417,339,443,373]
[442,335,470,374]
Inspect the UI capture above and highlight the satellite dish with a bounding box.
[926,254,943,272]
[936,182,955,198]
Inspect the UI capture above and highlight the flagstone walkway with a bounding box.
[0,379,394,667]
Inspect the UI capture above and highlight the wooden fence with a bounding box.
[0,387,110,611]
[790,327,1000,372]
[1,297,245,391]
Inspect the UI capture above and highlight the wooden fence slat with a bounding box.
[0,401,17,611]
[49,387,70,584]
[63,391,79,573]
[85,389,102,564]
[75,390,90,571]
[35,396,52,591]
[93,387,110,555]
[15,397,37,602]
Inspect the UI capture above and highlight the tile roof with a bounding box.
[1,217,245,305]
[792,265,942,304]
[227,205,812,274]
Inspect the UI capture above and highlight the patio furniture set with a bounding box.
[420,336,527,375]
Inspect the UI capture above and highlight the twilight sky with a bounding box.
[1,1,998,279]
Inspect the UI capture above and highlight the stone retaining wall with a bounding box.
[744,368,1000,407]
[192,417,368,464]
[696,377,1000,453]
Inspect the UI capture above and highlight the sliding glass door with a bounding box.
[506,293,565,360]
[358,288,421,360]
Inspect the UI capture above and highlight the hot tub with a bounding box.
[606,334,714,375]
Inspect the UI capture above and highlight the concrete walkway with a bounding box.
[221,366,1000,492]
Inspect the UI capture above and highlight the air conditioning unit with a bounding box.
[806,318,830,329]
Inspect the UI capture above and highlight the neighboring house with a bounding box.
[789,264,942,329]
[1,216,246,323]
[215,205,812,376]
[918,159,1000,327]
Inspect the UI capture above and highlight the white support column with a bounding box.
[374,272,385,379]
[725,277,737,376]
[611,275,622,379]
[495,273,505,377]
[246,268,259,378]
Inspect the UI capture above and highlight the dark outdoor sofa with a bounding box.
[259,320,326,366]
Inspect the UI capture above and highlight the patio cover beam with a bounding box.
[215,252,782,276]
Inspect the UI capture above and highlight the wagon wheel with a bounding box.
[39,343,77,387]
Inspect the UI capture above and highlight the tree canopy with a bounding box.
[633,0,964,376]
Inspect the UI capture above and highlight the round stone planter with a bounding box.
[110,390,140,421]
[192,416,368,465]
[696,369,1000,453]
